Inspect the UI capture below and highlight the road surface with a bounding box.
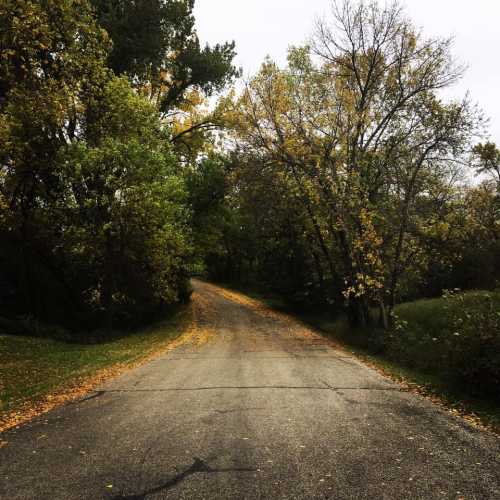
[1,280,499,499]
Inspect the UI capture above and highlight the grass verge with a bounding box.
[0,305,192,433]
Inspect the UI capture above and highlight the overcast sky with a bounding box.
[194,0,500,143]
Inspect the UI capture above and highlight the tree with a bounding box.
[473,142,500,187]
[55,78,192,327]
[0,0,111,320]
[91,0,239,111]
[225,0,482,326]
[0,1,193,328]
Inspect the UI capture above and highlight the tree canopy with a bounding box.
[91,0,239,110]
[0,0,236,329]
[214,1,484,327]
[0,0,498,334]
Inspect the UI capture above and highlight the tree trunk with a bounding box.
[378,299,389,330]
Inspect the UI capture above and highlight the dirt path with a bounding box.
[1,280,499,499]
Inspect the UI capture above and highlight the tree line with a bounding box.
[0,0,237,329]
[1,0,499,333]
[196,1,500,328]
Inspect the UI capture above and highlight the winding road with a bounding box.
[1,280,499,499]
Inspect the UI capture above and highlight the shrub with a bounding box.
[387,290,500,395]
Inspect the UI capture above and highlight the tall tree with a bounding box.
[225,0,482,326]
[0,0,111,319]
[91,0,239,111]
[0,1,193,328]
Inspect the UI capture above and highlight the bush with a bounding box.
[387,290,500,395]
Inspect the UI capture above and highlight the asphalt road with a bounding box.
[1,280,499,499]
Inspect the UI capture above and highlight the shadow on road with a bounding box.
[112,457,256,499]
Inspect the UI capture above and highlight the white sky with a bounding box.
[194,0,500,143]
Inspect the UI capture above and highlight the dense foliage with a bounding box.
[389,290,500,395]
[202,1,499,331]
[0,0,237,329]
[91,0,238,111]
[0,0,498,344]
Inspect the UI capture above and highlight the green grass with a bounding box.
[0,306,191,427]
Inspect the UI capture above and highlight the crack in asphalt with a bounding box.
[72,391,106,404]
[212,407,276,414]
[79,386,400,400]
